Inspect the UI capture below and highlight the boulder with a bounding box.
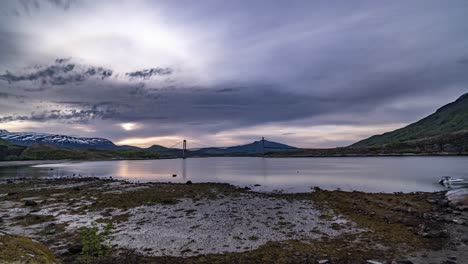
[24,200,38,206]
[446,188,468,211]
[68,244,83,254]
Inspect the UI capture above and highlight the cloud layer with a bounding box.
[0,0,467,147]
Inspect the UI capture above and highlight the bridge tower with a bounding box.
[182,139,187,159]
[262,137,265,157]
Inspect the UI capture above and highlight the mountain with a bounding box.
[0,139,160,161]
[146,144,170,153]
[0,129,128,150]
[271,130,468,157]
[17,144,160,160]
[145,144,181,157]
[353,93,468,147]
[192,139,297,156]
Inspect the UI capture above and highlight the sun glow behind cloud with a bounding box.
[116,136,184,148]
[120,123,139,131]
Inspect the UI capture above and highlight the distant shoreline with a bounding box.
[2,153,468,165]
[267,153,468,158]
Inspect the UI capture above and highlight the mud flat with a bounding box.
[0,177,467,264]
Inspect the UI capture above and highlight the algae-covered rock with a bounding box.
[0,232,56,264]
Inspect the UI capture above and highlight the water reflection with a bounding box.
[182,159,187,181]
[1,157,467,193]
[261,158,267,179]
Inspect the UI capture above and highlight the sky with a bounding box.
[0,0,467,148]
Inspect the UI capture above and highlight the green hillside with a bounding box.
[0,140,160,161]
[0,138,12,146]
[272,130,468,157]
[353,93,468,147]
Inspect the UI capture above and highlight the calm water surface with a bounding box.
[1,157,467,193]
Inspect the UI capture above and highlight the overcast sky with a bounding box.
[0,0,467,148]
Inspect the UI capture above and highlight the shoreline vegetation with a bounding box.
[1,143,468,163]
[0,177,467,264]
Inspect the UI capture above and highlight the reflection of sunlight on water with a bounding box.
[116,160,132,179]
[114,160,183,182]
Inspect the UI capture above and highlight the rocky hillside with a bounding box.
[353,93,468,147]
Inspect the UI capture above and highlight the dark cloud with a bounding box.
[126,68,173,80]
[0,108,119,124]
[45,0,76,10]
[0,59,112,86]
[0,92,25,99]
[16,0,76,14]
[215,88,239,93]
[55,58,71,64]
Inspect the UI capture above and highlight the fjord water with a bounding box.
[2,157,467,193]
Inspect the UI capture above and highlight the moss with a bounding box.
[0,178,248,215]
[71,236,400,264]
[307,188,447,251]
[90,182,247,210]
[0,233,56,264]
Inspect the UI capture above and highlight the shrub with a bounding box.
[81,221,113,258]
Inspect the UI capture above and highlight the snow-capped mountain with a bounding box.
[0,129,124,150]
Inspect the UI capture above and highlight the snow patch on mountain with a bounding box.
[0,130,119,150]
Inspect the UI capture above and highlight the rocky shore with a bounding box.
[0,177,467,264]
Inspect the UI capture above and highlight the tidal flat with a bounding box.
[0,177,467,264]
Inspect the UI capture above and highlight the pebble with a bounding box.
[318,260,329,264]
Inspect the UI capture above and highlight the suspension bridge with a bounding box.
[163,137,293,159]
